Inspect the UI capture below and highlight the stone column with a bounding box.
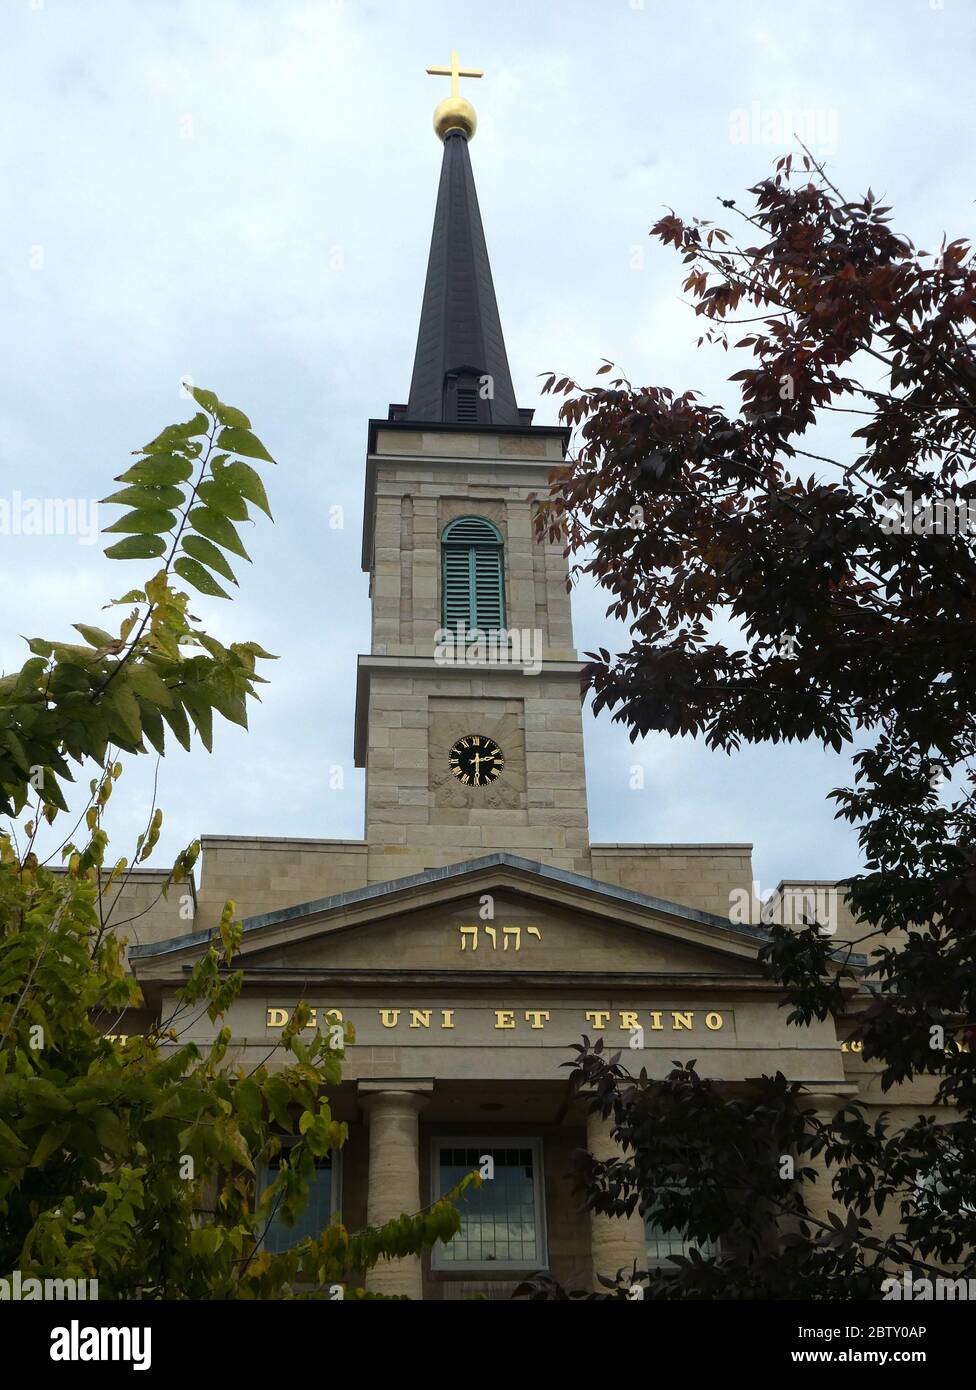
[586,1111,647,1293]
[360,1084,430,1299]
[800,1091,847,1232]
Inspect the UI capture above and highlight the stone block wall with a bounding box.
[589,843,755,917]
[364,666,590,882]
[366,426,575,665]
[193,836,369,932]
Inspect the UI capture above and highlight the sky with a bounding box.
[1,0,973,897]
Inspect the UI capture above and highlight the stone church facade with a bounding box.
[115,72,917,1300]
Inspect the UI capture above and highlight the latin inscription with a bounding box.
[266,1006,727,1033]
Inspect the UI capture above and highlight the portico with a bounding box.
[129,853,856,1297]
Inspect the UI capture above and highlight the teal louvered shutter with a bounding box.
[441,517,505,634]
[472,547,504,629]
[443,547,472,630]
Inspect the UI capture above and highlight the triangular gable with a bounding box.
[130,853,771,981]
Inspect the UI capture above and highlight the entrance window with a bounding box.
[431,1138,547,1271]
[258,1146,340,1254]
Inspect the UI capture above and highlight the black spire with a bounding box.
[405,130,521,427]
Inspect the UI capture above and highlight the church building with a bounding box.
[120,56,883,1300]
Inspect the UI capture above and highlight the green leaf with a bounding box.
[232,641,278,662]
[0,1116,30,1165]
[182,693,213,751]
[214,1117,254,1173]
[93,1108,128,1156]
[15,654,50,688]
[116,456,194,486]
[212,460,272,519]
[205,681,248,728]
[30,1122,72,1168]
[41,775,69,813]
[144,414,209,452]
[181,535,238,584]
[189,507,251,560]
[103,508,176,536]
[73,625,116,648]
[196,480,250,521]
[216,426,276,464]
[187,386,220,414]
[101,484,186,510]
[4,730,31,772]
[174,556,232,599]
[128,662,174,707]
[139,702,166,755]
[161,701,192,752]
[108,686,143,742]
[214,402,252,429]
[104,535,168,561]
[237,1078,263,1125]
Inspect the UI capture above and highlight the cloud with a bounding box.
[2,0,970,885]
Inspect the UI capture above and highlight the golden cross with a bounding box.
[426,50,483,99]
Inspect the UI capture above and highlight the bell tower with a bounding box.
[354,54,591,885]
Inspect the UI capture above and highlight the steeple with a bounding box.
[403,53,522,427]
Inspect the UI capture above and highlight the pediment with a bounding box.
[131,854,767,983]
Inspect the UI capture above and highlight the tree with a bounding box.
[0,390,474,1298]
[529,153,976,1296]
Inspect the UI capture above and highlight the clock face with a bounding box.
[449,734,505,786]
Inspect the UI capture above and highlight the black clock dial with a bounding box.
[449,734,505,786]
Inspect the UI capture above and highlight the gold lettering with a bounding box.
[524,1010,550,1030]
[705,1012,724,1031]
[441,1009,455,1029]
[410,1009,432,1029]
[379,1009,401,1029]
[321,1008,344,1024]
[585,1011,611,1030]
[671,1011,694,1030]
[649,1011,664,1030]
[494,1009,516,1030]
[267,1008,289,1028]
[307,1009,318,1028]
[619,1011,639,1030]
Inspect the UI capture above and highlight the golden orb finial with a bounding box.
[426,50,483,141]
[433,96,477,141]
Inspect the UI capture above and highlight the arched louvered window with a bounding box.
[442,516,505,634]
